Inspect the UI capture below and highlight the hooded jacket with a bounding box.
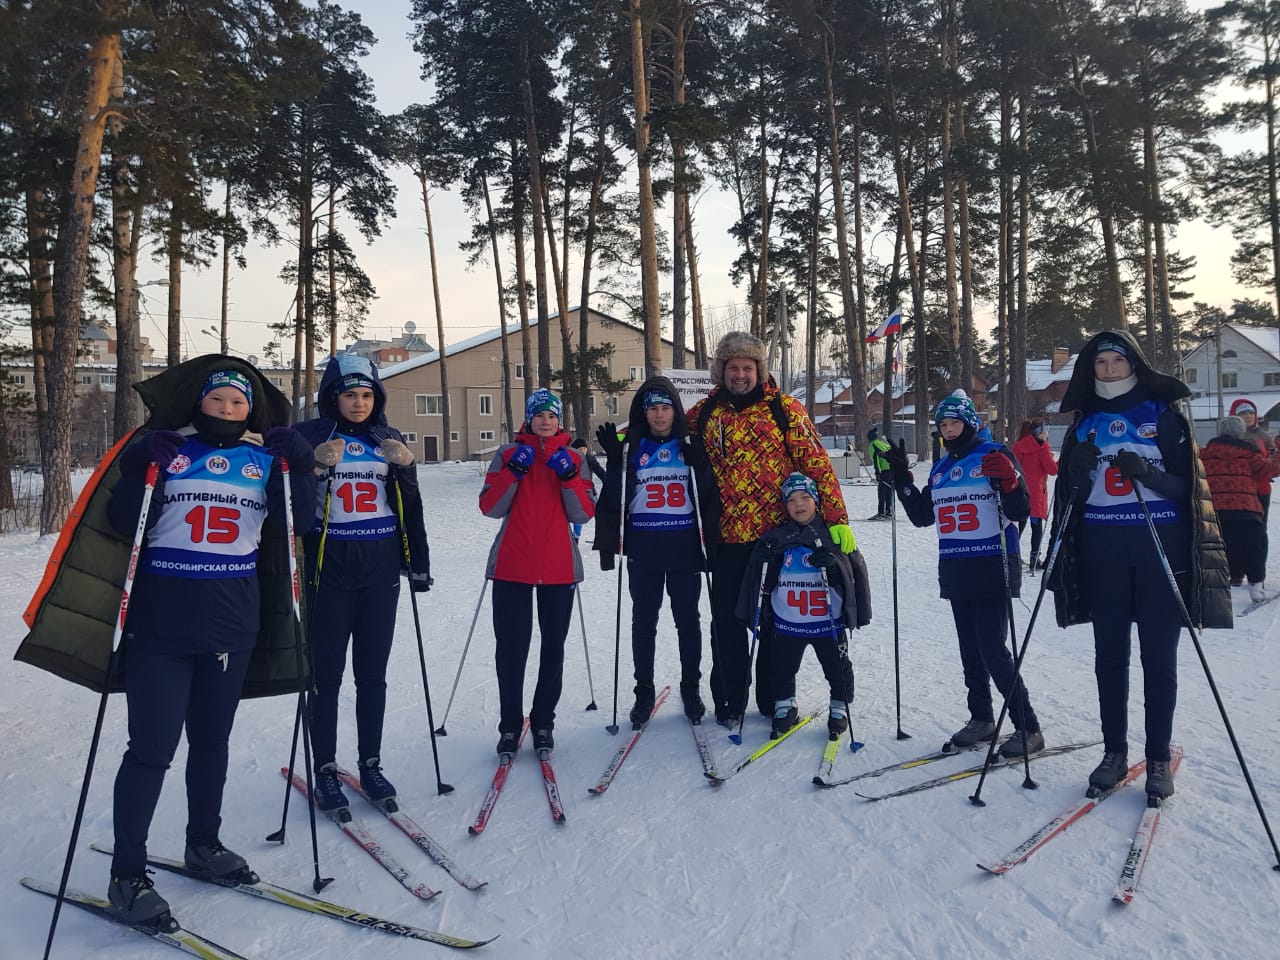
[1202,436,1267,514]
[479,426,596,584]
[593,375,718,573]
[1049,330,1231,629]
[294,355,430,589]
[1011,431,1058,520]
[16,354,315,698]
[688,376,848,545]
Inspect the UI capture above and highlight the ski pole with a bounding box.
[43,460,159,960]
[277,457,332,892]
[813,539,863,753]
[433,579,488,736]
[1130,480,1280,869]
[969,494,1079,806]
[606,439,628,736]
[393,478,454,795]
[576,585,598,710]
[890,478,909,739]
[268,469,331,845]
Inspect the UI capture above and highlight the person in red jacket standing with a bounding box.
[1011,419,1058,573]
[479,389,596,756]
[1202,415,1270,602]
[1229,398,1280,575]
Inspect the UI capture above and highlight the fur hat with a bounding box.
[710,331,767,388]
[1219,415,1247,439]
[1230,398,1258,418]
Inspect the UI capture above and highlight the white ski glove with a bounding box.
[379,438,415,467]
[314,438,346,468]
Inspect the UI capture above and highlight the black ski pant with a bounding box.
[876,470,894,516]
[768,626,855,708]
[709,542,774,718]
[949,597,1039,734]
[111,644,252,880]
[307,576,400,767]
[1261,493,1271,571]
[1085,559,1180,762]
[492,580,574,734]
[628,565,702,686]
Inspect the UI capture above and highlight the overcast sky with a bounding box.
[136,1,1252,365]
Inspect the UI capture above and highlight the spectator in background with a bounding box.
[1011,419,1058,573]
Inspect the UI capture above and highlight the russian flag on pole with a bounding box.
[866,309,902,342]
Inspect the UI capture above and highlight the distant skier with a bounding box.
[738,473,870,740]
[882,391,1046,758]
[105,361,314,925]
[479,389,596,756]
[294,355,431,813]
[1011,419,1058,572]
[1050,330,1230,801]
[866,427,893,519]
[594,376,718,726]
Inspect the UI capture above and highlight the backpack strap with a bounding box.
[696,391,793,466]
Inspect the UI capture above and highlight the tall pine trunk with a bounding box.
[630,0,662,375]
[482,172,515,436]
[420,175,451,459]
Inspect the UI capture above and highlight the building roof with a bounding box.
[1231,324,1280,361]
[1188,391,1280,420]
[989,354,1078,394]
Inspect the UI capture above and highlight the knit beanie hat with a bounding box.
[1219,415,1247,439]
[710,331,767,387]
[525,387,562,424]
[933,389,981,431]
[1094,337,1130,359]
[781,471,819,506]
[1230,398,1258,418]
[642,388,675,409]
[201,370,253,410]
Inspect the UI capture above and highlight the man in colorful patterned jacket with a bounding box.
[688,331,855,726]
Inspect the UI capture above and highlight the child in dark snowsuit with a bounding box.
[594,376,718,725]
[294,355,431,812]
[738,473,871,739]
[106,361,314,926]
[479,389,596,756]
[882,390,1046,758]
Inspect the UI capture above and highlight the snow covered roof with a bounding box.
[1187,391,1280,419]
[1232,324,1280,361]
[790,378,851,403]
[990,355,1077,393]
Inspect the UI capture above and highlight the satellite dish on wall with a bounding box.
[248,355,259,366]
[403,321,417,335]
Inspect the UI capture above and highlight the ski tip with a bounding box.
[977,863,1004,875]
[812,776,826,786]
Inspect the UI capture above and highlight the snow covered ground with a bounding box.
[2,462,1278,959]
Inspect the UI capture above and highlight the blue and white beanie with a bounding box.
[201,370,253,410]
[781,471,819,506]
[933,389,981,432]
[642,389,675,409]
[1094,337,1130,360]
[525,388,563,424]
[330,354,378,395]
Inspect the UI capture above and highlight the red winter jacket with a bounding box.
[1011,433,1058,519]
[1202,437,1266,514]
[479,429,596,584]
[1244,424,1280,496]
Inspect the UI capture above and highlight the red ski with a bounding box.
[468,719,530,836]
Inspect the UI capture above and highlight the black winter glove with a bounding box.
[1112,449,1151,484]
[1068,438,1101,494]
[409,572,433,593]
[596,422,623,458]
[807,548,840,570]
[122,429,186,474]
[682,435,708,471]
[266,426,312,466]
[881,438,912,486]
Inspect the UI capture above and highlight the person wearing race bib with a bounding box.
[738,473,871,740]
[294,355,431,813]
[882,390,1047,758]
[594,376,718,726]
[104,363,315,926]
[479,389,596,757]
[1051,331,1230,801]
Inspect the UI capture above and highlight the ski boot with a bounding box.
[945,717,996,752]
[680,680,706,723]
[107,871,174,928]
[184,840,256,883]
[312,762,350,813]
[998,729,1045,759]
[532,728,555,756]
[1087,751,1128,795]
[1146,758,1175,803]
[770,698,799,740]
[629,682,656,728]
[827,700,849,739]
[358,756,398,809]
[496,730,521,757]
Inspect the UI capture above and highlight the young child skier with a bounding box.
[479,389,596,756]
[593,376,718,726]
[882,391,1047,758]
[294,355,431,813]
[105,361,315,926]
[738,473,871,739]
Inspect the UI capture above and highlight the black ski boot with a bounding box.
[680,680,706,723]
[998,729,1045,758]
[358,756,397,807]
[184,840,255,883]
[496,730,520,757]
[532,728,555,755]
[827,700,849,739]
[629,682,656,728]
[1146,758,1175,803]
[1088,751,1128,794]
[946,717,996,751]
[107,871,174,927]
[770,699,799,740]
[313,762,350,812]
[1027,551,1040,576]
